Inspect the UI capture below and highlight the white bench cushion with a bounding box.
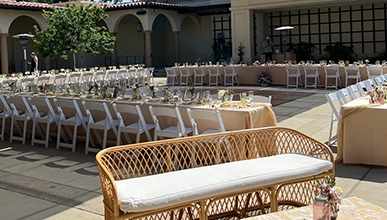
[116,153,332,213]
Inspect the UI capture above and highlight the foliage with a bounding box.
[237,45,244,64]
[33,3,116,70]
[368,50,387,64]
[323,42,356,63]
[258,72,273,86]
[287,41,316,62]
[211,40,232,63]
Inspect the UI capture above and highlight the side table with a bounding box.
[244,197,387,220]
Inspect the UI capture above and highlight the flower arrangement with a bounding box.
[131,84,140,100]
[183,85,195,101]
[258,72,273,86]
[148,84,159,98]
[314,176,343,219]
[366,85,387,104]
[217,88,233,102]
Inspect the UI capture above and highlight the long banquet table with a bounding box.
[170,64,387,88]
[337,97,387,166]
[8,93,277,145]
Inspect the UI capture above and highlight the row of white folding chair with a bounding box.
[165,66,239,87]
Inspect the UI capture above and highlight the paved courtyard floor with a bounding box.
[0,77,386,219]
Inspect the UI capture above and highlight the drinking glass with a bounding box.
[239,93,247,107]
[248,91,254,103]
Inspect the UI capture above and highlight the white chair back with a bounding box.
[187,108,225,135]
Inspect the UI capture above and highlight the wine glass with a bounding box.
[248,91,254,104]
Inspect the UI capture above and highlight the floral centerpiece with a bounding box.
[366,85,387,104]
[148,84,159,98]
[314,176,343,220]
[131,84,140,100]
[258,72,273,86]
[217,88,233,102]
[183,85,195,101]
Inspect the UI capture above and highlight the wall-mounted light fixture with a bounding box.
[137,22,143,33]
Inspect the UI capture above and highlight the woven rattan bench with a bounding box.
[96,126,334,220]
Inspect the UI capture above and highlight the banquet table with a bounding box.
[337,97,387,166]
[10,93,277,144]
[170,64,387,87]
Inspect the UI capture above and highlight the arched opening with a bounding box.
[8,15,40,73]
[115,14,144,66]
[152,14,173,68]
[180,16,201,64]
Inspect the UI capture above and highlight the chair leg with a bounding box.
[72,124,78,152]
[9,118,14,143]
[31,120,36,146]
[85,126,90,155]
[22,120,28,145]
[45,122,50,149]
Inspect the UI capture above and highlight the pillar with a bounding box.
[231,9,254,63]
[1,34,9,74]
[173,31,180,63]
[110,32,117,67]
[144,30,152,67]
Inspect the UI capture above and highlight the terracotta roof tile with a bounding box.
[105,1,188,11]
[0,1,63,10]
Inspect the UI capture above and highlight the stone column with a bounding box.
[0,34,9,74]
[173,31,180,63]
[110,32,117,67]
[231,9,254,63]
[144,30,152,67]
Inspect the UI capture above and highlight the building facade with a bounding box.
[0,0,386,73]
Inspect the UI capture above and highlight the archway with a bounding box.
[152,14,174,68]
[180,16,201,64]
[115,14,144,66]
[8,15,40,73]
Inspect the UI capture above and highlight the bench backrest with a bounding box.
[96,126,334,182]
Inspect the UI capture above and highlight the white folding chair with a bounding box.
[357,81,372,93]
[36,75,51,86]
[367,65,383,79]
[18,77,35,93]
[374,75,384,86]
[0,95,13,141]
[68,73,82,85]
[54,98,92,152]
[80,72,95,85]
[325,91,343,146]
[165,67,178,86]
[286,65,302,88]
[30,97,58,148]
[82,101,118,154]
[344,65,361,87]
[112,103,154,144]
[348,84,363,98]
[251,95,272,104]
[179,67,193,86]
[187,108,225,135]
[148,106,192,141]
[337,87,355,104]
[223,66,239,86]
[324,65,341,89]
[105,70,118,87]
[134,68,147,86]
[94,71,107,84]
[7,96,35,145]
[54,74,68,92]
[207,66,222,86]
[365,78,376,90]
[116,69,128,87]
[304,65,320,89]
[192,67,208,86]
[144,67,155,85]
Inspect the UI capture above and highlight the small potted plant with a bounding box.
[258,72,273,86]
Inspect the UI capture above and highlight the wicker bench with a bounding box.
[96,127,334,220]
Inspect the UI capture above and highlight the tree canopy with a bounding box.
[33,3,116,70]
